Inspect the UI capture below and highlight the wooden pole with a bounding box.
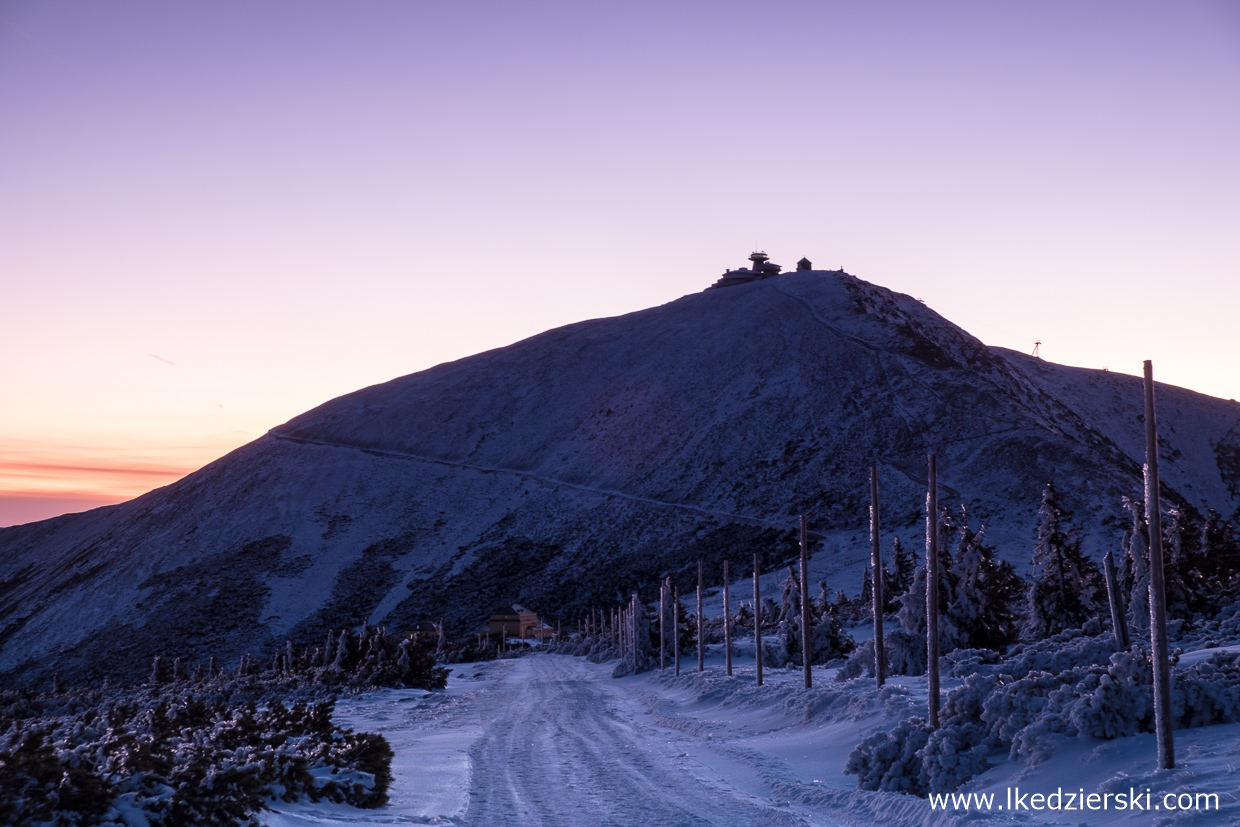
[1103,550,1129,648]
[674,581,681,677]
[1144,360,1175,770]
[622,604,629,658]
[871,465,886,687]
[631,592,640,668]
[926,453,940,728]
[697,559,705,672]
[799,515,813,689]
[723,559,733,677]
[753,552,763,686]
[660,578,667,671]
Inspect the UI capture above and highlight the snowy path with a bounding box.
[263,655,844,826]
[267,429,810,536]
[459,656,827,827]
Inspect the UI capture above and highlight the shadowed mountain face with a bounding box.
[2,271,1238,687]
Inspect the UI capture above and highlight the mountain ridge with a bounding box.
[2,269,1238,687]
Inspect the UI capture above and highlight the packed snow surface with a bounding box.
[262,652,1239,826]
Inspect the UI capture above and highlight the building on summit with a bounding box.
[707,251,782,290]
[708,251,828,290]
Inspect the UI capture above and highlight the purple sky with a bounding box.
[2,1,1238,526]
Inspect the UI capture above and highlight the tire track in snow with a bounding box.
[459,655,829,827]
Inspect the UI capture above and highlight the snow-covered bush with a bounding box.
[1174,652,1240,727]
[810,609,855,662]
[844,717,932,794]
[996,619,1110,677]
[0,686,394,826]
[944,647,1001,678]
[847,629,1240,796]
[920,722,992,793]
[837,629,926,681]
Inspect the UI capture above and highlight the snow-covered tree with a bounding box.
[898,508,963,646]
[897,565,928,637]
[1201,509,1240,598]
[1122,496,1150,634]
[1163,507,1197,619]
[766,568,804,667]
[1023,482,1100,639]
[947,507,1023,650]
[886,537,914,609]
[810,602,856,662]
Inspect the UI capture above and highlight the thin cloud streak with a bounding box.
[1,460,193,478]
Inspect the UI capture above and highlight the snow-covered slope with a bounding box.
[1,270,1237,687]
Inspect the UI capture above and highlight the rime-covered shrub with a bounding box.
[945,648,1002,678]
[810,611,856,663]
[835,640,872,681]
[997,619,1110,678]
[921,722,992,793]
[0,687,394,827]
[1174,652,1240,727]
[1064,649,1154,740]
[844,717,932,794]
[847,628,1240,795]
[837,629,926,681]
[910,673,1004,791]
[980,669,1080,747]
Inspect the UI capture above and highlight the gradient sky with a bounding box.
[2,0,1238,527]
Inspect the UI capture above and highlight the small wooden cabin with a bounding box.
[487,603,540,639]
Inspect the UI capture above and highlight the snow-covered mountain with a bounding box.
[2,270,1238,687]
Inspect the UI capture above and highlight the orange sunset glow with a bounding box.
[0,439,225,526]
[2,2,1237,529]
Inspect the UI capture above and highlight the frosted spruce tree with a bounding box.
[1201,509,1240,601]
[811,600,856,662]
[1023,482,1100,639]
[885,536,914,611]
[947,507,1023,650]
[1122,496,1151,634]
[768,568,803,666]
[1163,506,1198,619]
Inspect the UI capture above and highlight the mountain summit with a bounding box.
[2,269,1238,686]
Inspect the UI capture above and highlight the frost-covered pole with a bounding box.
[1144,360,1175,770]
[723,559,733,677]
[660,578,667,671]
[871,465,886,687]
[625,603,632,657]
[631,592,639,667]
[697,558,705,672]
[753,552,764,686]
[631,595,639,661]
[799,515,813,689]
[673,581,681,677]
[620,604,627,658]
[926,453,941,728]
[1103,550,1129,648]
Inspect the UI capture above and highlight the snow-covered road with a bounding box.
[262,650,1240,826]
[264,655,844,826]
[464,655,826,826]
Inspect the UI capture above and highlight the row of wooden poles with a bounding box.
[580,360,1176,770]
[582,507,851,689]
